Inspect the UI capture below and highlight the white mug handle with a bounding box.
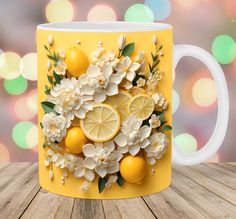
[172,44,229,165]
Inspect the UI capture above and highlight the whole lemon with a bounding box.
[64,127,88,154]
[65,47,89,77]
[120,155,147,184]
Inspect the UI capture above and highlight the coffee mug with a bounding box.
[37,22,229,199]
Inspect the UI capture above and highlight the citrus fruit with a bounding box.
[128,94,154,120]
[65,47,89,77]
[120,155,147,184]
[64,127,88,154]
[105,90,132,121]
[129,87,145,96]
[80,104,120,142]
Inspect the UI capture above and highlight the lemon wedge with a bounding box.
[128,94,154,120]
[80,104,120,142]
[129,87,145,96]
[105,90,132,121]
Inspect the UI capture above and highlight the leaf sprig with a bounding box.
[148,44,163,74]
[118,42,135,58]
[44,45,60,67]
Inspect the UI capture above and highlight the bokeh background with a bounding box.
[0,0,235,162]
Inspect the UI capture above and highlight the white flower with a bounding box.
[149,114,161,129]
[42,112,68,142]
[115,56,140,82]
[82,141,123,178]
[153,35,158,45]
[122,80,133,90]
[145,132,169,165]
[114,116,152,156]
[54,60,67,75]
[151,92,168,110]
[135,50,145,63]
[118,34,126,50]
[80,181,90,192]
[48,77,93,120]
[74,157,95,182]
[136,78,146,87]
[91,45,105,63]
[105,175,118,188]
[58,49,66,59]
[86,64,123,103]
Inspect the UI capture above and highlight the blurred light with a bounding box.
[3,75,28,95]
[124,4,154,22]
[46,0,74,23]
[175,0,199,8]
[12,121,34,149]
[212,35,236,64]
[172,89,180,114]
[14,97,36,120]
[174,133,198,154]
[20,53,37,81]
[173,71,176,83]
[27,89,38,115]
[206,153,220,162]
[224,0,236,19]
[0,49,3,55]
[26,124,38,149]
[192,78,217,107]
[0,143,10,162]
[145,0,171,21]
[87,5,117,21]
[0,52,21,79]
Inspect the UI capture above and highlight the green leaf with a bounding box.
[122,42,135,56]
[153,111,164,122]
[47,75,53,85]
[160,125,172,132]
[44,45,49,51]
[116,172,124,187]
[98,177,107,193]
[43,143,48,148]
[44,85,51,95]
[53,71,62,85]
[40,122,43,129]
[41,101,56,114]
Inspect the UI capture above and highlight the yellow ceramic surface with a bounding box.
[37,22,172,199]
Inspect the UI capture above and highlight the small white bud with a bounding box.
[118,34,126,50]
[47,61,52,71]
[58,49,66,59]
[48,35,54,46]
[49,170,54,180]
[153,35,158,45]
[76,39,81,44]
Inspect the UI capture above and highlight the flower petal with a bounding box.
[84,169,95,182]
[83,144,96,157]
[94,91,106,103]
[74,167,85,178]
[83,157,97,169]
[107,162,119,174]
[140,126,152,140]
[148,157,156,165]
[95,166,107,178]
[129,144,140,156]
[110,74,123,85]
[122,56,132,68]
[101,64,113,76]
[129,62,140,72]
[103,140,115,153]
[114,133,127,147]
[87,64,100,75]
[74,108,85,119]
[140,138,150,148]
[105,83,118,96]
[126,71,136,82]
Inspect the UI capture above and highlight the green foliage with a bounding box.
[41,101,57,114]
[116,172,124,187]
[122,43,135,56]
[98,177,108,193]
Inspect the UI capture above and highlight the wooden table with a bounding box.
[0,163,235,219]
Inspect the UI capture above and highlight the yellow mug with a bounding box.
[37,22,228,199]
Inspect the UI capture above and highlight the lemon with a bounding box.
[80,104,120,142]
[128,94,154,120]
[129,87,145,96]
[65,47,89,77]
[105,90,132,121]
[120,155,147,184]
[65,127,88,154]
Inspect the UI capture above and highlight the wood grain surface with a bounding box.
[0,163,235,219]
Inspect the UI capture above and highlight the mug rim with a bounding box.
[37,21,172,32]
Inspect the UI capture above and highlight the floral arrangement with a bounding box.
[41,34,171,193]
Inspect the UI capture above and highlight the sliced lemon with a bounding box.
[129,87,145,96]
[128,94,154,120]
[105,90,132,121]
[80,104,120,142]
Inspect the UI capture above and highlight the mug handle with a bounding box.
[172,44,229,165]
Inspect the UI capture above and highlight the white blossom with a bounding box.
[105,175,118,188]
[54,60,67,75]
[82,141,123,178]
[80,181,90,192]
[149,114,161,129]
[153,35,158,45]
[145,132,169,165]
[136,78,146,87]
[114,116,152,156]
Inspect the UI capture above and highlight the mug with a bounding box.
[37,22,229,199]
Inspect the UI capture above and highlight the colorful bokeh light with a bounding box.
[212,35,236,64]
[206,153,220,162]
[87,5,117,21]
[46,0,74,23]
[0,143,10,162]
[20,53,37,81]
[27,89,38,115]
[175,0,199,8]
[26,124,38,149]
[12,121,35,149]
[0,52,21,79]
[14,97,36,120]
[174,133,198,154]
[172,89,180,114]
[124,4,154,22]
[224,0,236,19]
[3,75,28,95]
[192,78,217,107]
[145,0,171,21]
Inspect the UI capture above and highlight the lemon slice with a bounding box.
[80,104,120,142]
[105,90,132,121]
[129,87,145,96]
[128,94,154,120]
